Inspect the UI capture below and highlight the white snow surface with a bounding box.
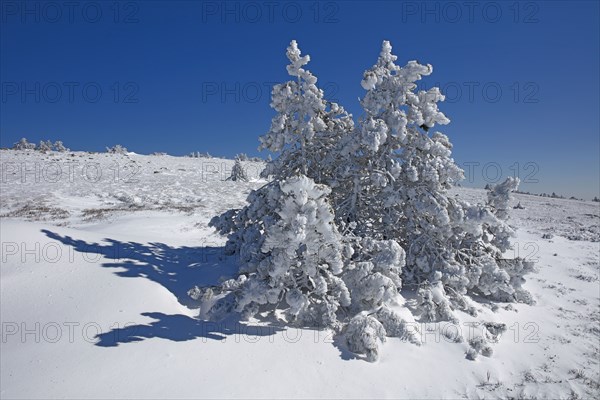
[1,150,599,399]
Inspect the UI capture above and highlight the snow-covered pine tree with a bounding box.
[208,175,350,328]
[201,40,534,361]
[53,141,69,152]
[205,42,415,361]
[343,41,533,319]
[37,140,53,153]
[210,41,353,328]
[340,40,464,291]
[213,39,353,269]
[486,177,520,252]
[12,138,36,150]
[227,158,249,182]
[474,178,535,304]
[258,40,354,184]
[106,144,128,154]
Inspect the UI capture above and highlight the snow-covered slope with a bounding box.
[1,150,599,399]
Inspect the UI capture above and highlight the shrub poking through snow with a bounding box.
[345,314,387,362]
[200,40,534,362]
[466,336,493,360]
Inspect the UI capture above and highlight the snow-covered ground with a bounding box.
[1,149,599,399]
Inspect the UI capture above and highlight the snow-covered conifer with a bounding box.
[106,144,128,154]
[258,40,354,183]
[488,177,519,222]
[37,140,53,153]
[53,141,68,152]
[485,177,520,252]
[12,138,36,150]
[453,178,535,305]
[209,175,350,328]
[201,40,535,361]
[341,41,533,319]
[345,41,464,292]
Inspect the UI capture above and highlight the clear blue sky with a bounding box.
[1,1,599,199]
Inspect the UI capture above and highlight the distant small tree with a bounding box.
[227,158,249,182]
[37,140,53,153]
[106,144,128,154]
[53,141,69,152]
[12,138,36,150]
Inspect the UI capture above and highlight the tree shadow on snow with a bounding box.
[41,229,355,355]
[95,312,284,347]
[41,229,288,346]
[41,229,237,309]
